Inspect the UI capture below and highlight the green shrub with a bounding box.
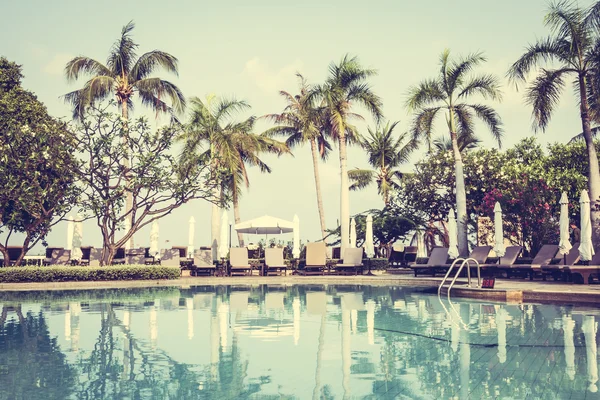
[0,265,180,283]
[363,258,389,270]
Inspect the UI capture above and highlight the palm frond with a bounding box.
[106,20,138,76]
[457,74,503,101]
[525,67,568,131]
[507,37,573,84]
[446,52,486,93]
[64,57,112,81]
[348,168,374,191]
[409,106,443,150]
[452,105,474,138]
[464,104,504,146]
[130,50,179,81]
[405,79,446,110]
[135,77,186,114]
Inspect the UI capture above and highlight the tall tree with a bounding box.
[63,20,186,249]
[264,73,331,240]
[180,95,289,252]
[407,50,503,256]
[508,1,600,247]
[310,55,383,256]
[76,105,218,265]
[348,121,419,205]
[0,58,78,266]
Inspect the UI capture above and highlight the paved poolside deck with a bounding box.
[1,271,599,305]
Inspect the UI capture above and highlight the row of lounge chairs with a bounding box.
[387,243,600,284]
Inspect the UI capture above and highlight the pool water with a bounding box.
[0,284,598,399]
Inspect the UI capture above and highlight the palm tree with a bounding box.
[180,95,289,252]
[310,55,383,255]
[63,20,185,120]
[63,21,185,250]
[508,1,600,247]
[348,121,419,205]
[407,50,503,256]
[263,73,331,240]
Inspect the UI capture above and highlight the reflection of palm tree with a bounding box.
[312,314,326,400]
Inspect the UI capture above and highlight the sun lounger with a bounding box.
[161,248,181,268]
[478,246,523,276]
[333,248,364,275]
[540,243,580,281]
[264,248,287,276]
[48,248,71,265]
[409,247,449,277]
[229,247,252,276]
[508,244,559,280]
[193,248,216,276]
[432,246,493,276]
[88,248,103,266]
[300,242,327,276]
[563,251,600,284]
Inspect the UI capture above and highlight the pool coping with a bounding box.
[0,274,599,306]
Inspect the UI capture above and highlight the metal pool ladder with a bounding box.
[437,257,481,298]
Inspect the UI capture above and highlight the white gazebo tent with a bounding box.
[234,215,297,257]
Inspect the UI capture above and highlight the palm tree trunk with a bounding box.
[211,195,220,261]
[449,114,469,256]
[339,134,350,257]
[579,75,600,249]
[233,190,244,247]
[310,138,327,240]
[121,101,134,250]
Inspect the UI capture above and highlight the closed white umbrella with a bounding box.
[292,214,300,258]
[447,209,459,259]
[218,210,229,259]
[188,216,196,258]
[558,192,572,256]
[416,230,427,258]
[494,202,505,257]
[365,215,375,258]
[149,220,160,259]
[580,190,595,261]
[66,215,74,251]
[350,218,357,248]
[71,213,83,261]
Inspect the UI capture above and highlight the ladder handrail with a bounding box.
[448,258,481,298]
[437,258,465,295]
[438,257,482,298]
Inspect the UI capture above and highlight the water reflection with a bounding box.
[0,285,599,398]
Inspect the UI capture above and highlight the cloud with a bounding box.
[43,53,74,76]
[241,57,303,93]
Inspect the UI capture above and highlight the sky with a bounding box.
[1,0,595,253]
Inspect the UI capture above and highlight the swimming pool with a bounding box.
[0,284,597,399]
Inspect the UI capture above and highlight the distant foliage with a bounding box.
[395,137,588,255]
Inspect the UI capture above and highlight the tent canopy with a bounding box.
[234,215,294,235]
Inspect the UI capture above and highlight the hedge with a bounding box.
[0,265,181,283]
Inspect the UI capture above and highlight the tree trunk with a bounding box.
[233,190,244,247]
[339,134,350,258]
[578,75,600,249]
[449,119,469,256]
[121,101,134,250]
[0,246,9,267]
[14,236,30,267]
[309,138,327,240]
[102,245,116,266]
